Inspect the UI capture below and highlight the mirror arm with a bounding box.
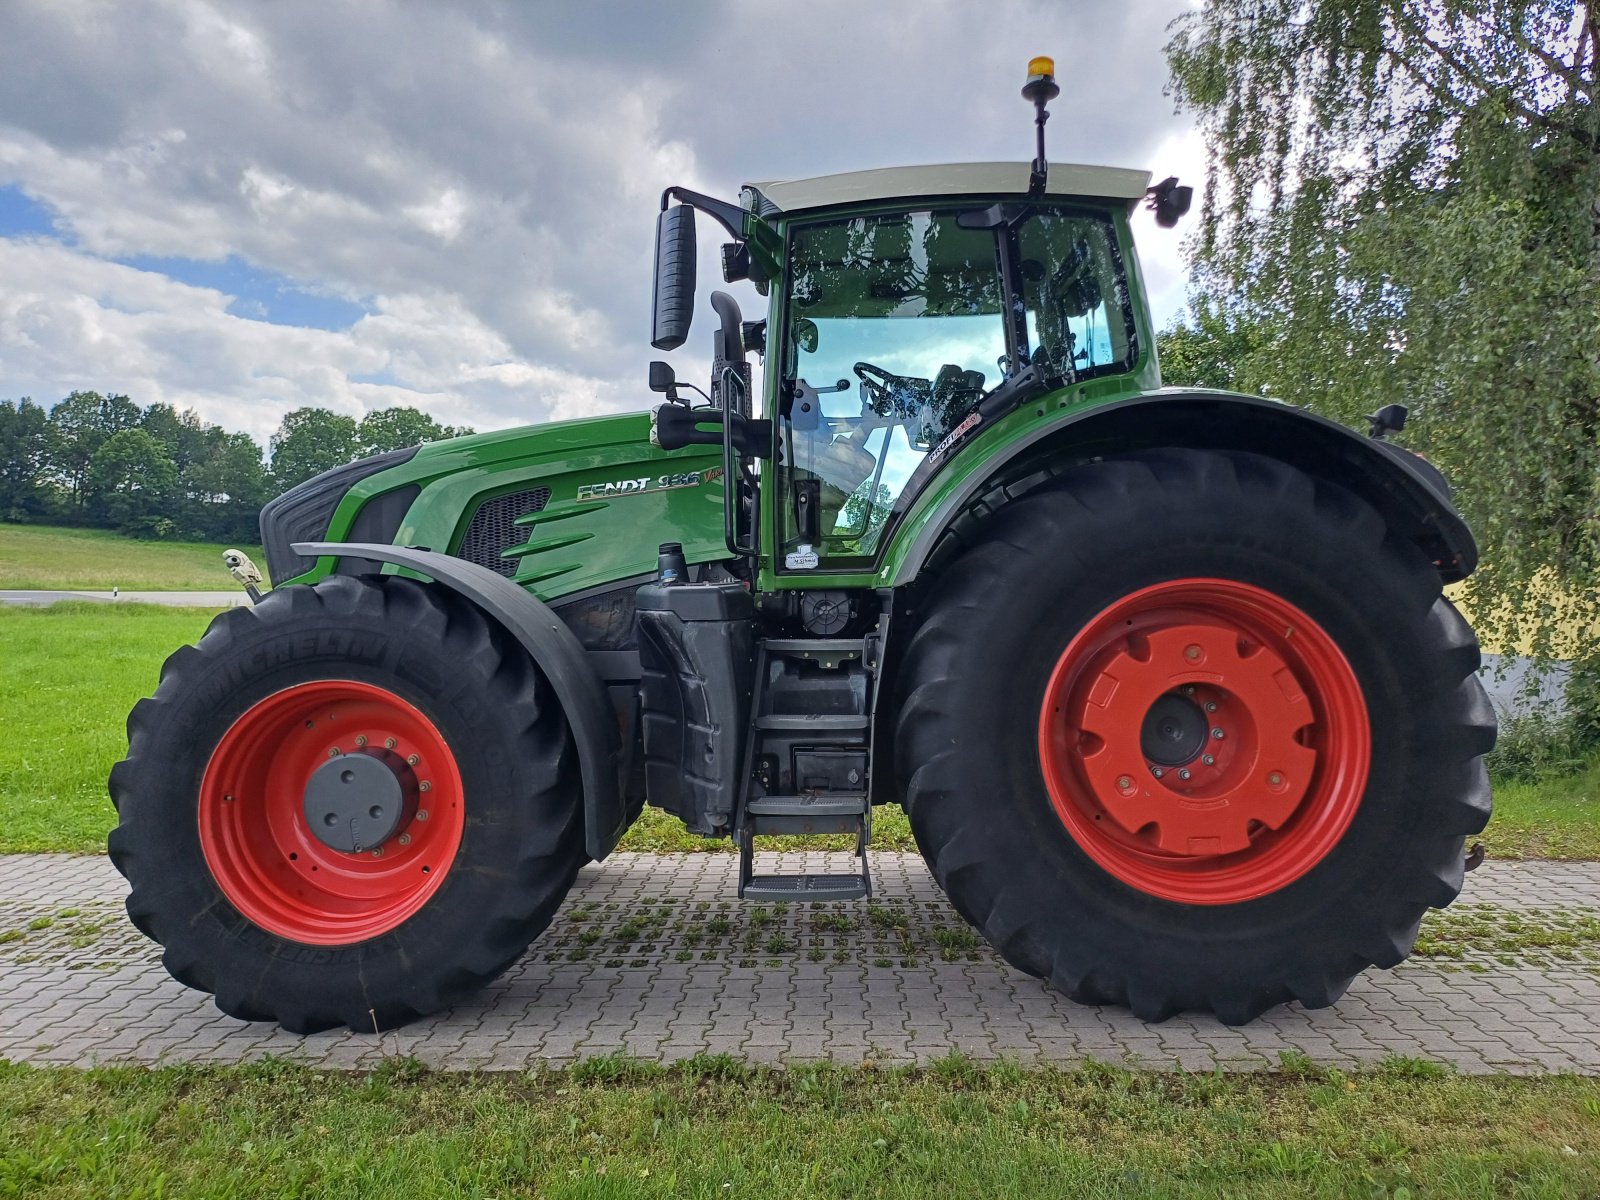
[660,186,747,242]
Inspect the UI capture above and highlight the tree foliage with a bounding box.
[0,399,52,520]
[267,408,360,492]
[1155,301,1269,392]
[48,391,141,507]
[355,406,472,460]
[88,428,179,535]
[0,391,468,541]
[1166,1,1600,663]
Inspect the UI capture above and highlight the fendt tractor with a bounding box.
[110,60,1494,1032]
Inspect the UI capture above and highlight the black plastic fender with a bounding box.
[893,389,1479,587]
[294,541,625,859]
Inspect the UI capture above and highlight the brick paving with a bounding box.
[2,852,1596,1074]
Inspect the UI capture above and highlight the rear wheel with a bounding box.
[109,575,583,1032]
[895,449,1494,1023]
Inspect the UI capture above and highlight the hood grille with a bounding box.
[456,487,552,577]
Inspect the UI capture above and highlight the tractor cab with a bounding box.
[647,58,1187,579]
[750,166,1150,570]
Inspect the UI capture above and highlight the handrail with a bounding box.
[720,367,758,558]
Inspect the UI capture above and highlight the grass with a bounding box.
[0,603,223,853]
[1483,760,1600,860]
[0,601,1595,861]
[0,1056,1596,1198]
[0,523,260,590]
[1410,903,1600,972]
[622,804,915,854]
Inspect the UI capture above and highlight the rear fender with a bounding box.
[295,541,626,859]
[894,390,1478,586]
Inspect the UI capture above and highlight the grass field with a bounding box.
[0,602,1592,859]
[0,523,261,590]
[1,1056,1596,1198]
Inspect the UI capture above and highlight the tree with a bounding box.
[1166,1,1600,665]
[268,407,360,490]
[87,428,178,534]
[182,430,269,541]
[140,403,214,473]
[0,398,53,520]
[47,391,141,508]
[1154,301,1270,392]
[356,405,472,457]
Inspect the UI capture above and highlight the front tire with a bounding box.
[895,450,1494,1023]
[109,575,584,1032]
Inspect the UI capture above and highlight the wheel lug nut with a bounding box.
[354,734,368,747]
[1150,766,1164,779]
[1268,772,1284,787]
[398,833,411,846]
[1204,701,1217,713]
[1116,775,1132,791]
[384,737,397,750]
[417,809,429,821]
[1181,684,1196,695]
[419,781,432,793]
[407,754,420,766]
[327,747,341,758]
[370,847,383,858]
[1184,645,1202,662]
[1178,768,1191,781]
[1211,728,1225,740]
[1202,754,1215,766]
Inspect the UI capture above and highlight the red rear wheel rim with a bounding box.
[198,680,465,944]
[1037,578,1370,904]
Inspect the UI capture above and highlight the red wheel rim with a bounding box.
[1037,578,1370,904]
[198,680,465,944]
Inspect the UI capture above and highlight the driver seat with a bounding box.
[928,364,986,441]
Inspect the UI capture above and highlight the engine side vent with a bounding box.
[455,487,552,577]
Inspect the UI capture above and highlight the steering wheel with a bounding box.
[853,361,932,421]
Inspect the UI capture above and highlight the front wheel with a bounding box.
[109,575,584,1032]
[895,449,1494,1023]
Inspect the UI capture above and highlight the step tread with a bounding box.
[742,873,870,902]
[761,638,865,653]
[754,713,870,730]
[746,793,868,817]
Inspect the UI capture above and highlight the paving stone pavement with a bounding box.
[2,852,1597,1074]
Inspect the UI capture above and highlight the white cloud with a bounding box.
[0,236,637,441]
[0,0,1199,441]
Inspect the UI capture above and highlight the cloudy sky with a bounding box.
[0,0,1201,446]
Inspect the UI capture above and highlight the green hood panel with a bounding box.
[301,411,726,602]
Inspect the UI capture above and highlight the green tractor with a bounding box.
[110,60,1493,1031]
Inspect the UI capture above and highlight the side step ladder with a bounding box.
[737,793,872,902]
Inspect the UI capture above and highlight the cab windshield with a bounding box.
[777,204,1135,567]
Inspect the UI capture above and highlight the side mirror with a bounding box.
[648,360,680,404]
[1146,176,1194,229]
[651,205,697,351]
[1368,403,1408,440]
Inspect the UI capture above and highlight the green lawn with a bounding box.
[0,602,1590,860]
[0,523,260,590]
[0,1056,1596,1198]
[1486,763,1600,860]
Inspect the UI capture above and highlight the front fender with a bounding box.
[891,390,1478,586]
[295,541,626,859]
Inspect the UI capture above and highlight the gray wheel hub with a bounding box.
[1139,692,1209,767]
[302,749,417,853]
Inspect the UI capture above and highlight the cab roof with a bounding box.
[742,161,1153,216]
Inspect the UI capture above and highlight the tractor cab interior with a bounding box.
[776,204,1137,567]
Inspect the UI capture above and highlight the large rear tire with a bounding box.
[109,575,584,1032]
[895,449,1494,1023]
